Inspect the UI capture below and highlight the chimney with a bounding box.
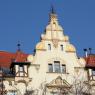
[84,48,88,57]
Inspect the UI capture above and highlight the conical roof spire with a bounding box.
[51,5,56,14]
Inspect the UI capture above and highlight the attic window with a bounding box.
[48,44,51,50]
[19,65,24,76]
[60,45,63,51]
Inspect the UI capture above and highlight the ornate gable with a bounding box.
[47,76,71,88]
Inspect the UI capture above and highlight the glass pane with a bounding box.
[19,66,23,72]
[54,61,60,73]
[48,64,53,72]
[19,66,24,76]
[20,72,24,76]
[62,65,66,73]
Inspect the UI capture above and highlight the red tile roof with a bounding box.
[85,54,95,67]
[0,50,29,68]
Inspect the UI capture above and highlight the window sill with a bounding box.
[46,72,66,74]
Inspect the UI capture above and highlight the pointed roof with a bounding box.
[46,7,63,32]
[0,50,29,68]
[85,54,95,67]
[14,50,28,62]
[0,51,15,68]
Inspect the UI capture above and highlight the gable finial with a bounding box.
[17,41,21,51]
[51,5,56,14]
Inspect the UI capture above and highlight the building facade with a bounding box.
[0,9,95,95]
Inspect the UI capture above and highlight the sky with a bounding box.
[0,0,95,56]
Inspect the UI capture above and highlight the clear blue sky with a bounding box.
[0,0,95,56]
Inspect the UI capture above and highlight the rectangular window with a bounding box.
[60,45,63,51]
[61,65,66,73]
[19,65,24,76]
[54,61,60,73]
[48,44,51,50]
[19,65,24,72]
[48,64,53,72]
[92,69,95,76]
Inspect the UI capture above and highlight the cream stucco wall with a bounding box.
[3,12,88,95]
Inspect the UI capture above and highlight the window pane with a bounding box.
[92,69,95,76]
[54,61,60,73]
[48,64,53,72]
[19,65,24,76]
[19,66,23,72]
[62,65,66,73]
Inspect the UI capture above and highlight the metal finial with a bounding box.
[83,48,87,51]
[51,5,55,14]
[17,41,21,51]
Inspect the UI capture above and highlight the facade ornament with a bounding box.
[52,39,59,48]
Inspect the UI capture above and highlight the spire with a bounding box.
[51,5,56,14]
[17,41,21,51]
[49,5,58,23]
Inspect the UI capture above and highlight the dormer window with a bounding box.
[48,44,51,50]
[60,45,63,51]
[19,65,23,71]
[19,65,24,76]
